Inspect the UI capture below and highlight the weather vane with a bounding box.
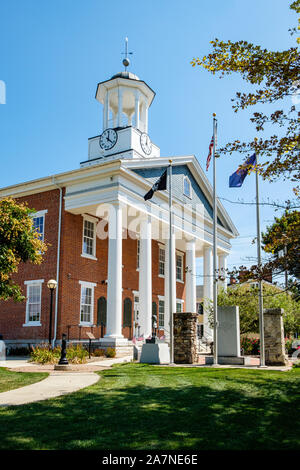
[122,37,133,71]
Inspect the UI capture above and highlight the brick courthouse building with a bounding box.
[0,67,238,349]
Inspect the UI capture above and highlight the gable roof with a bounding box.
[122,155,239,237]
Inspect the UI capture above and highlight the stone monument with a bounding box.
[264,308,288,366]
[217,306,241,357]
[174,312,198,364]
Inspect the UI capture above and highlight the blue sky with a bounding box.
[0,0,297,282]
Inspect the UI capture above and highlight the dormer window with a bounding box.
[183,177,191,198]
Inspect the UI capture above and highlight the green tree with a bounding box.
[191,0,300,188]
[0,197,47,302]
[262,210,300,281]
[217,284,300,336]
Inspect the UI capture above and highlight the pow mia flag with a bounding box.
[143,169,167,201]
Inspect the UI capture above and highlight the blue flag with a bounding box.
[229,153,257,188]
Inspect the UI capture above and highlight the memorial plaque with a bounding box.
[86,332,95,340]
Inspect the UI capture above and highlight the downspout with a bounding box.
[52,176,63,346]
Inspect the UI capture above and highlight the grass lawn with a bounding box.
[0,363,299,450]
[0,367,48,393]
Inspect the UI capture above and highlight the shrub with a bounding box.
[285,338,294,355]
[92,349,106,357]
[105,347,116,358]
[30,344,88,364]
[66,344,88,363]
[241,336,260,355]
[30,345,60,364]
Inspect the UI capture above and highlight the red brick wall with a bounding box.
[0,189,186,343]
[0,189,60,342]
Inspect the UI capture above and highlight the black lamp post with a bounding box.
[59,333,69,365]
[47,279,57,347]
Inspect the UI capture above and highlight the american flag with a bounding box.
[206,135,215,171]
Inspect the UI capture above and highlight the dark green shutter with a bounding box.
[97,297,107,326]
[123,298,132,327]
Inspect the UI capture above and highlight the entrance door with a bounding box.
[97,296,107,338]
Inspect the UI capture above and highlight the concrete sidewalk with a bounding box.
[0,372,99,407]
[0,355,132,407]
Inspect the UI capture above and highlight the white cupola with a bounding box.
[81,40,160,167]
[95,70,155,134]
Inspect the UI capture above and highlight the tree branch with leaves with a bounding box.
[0,197,47,302]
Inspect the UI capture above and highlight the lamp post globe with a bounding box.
[47,279,57,347]
[47,279,57,290]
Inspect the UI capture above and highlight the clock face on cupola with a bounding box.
[82,38,160,167]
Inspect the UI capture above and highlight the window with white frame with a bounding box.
[82,216,97,258]
[159,247,165,276]
[79,281,96,324]
[158,299,165,328]
[183,177,191,198]
[32,210,47,242]
[176,299,184,313]
[137,240,140,269]
[176,253,183,281]
[24,280,44,325]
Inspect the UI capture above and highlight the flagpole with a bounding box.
[255,154,266,367]
[212,114,218,366]
[169,159,174,364]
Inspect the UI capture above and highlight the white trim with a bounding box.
[158,274,165,279]
[32,209,48,217]
[81,213,98,223]
[79,280,96,326]
[32,211,47,242]
[176,252,184,282]
[24,280,44,326]
[82,215,97,258]
[176,298,184,304]
[24,279,44,285]
[183,176,192,199]
[79,280,97,288]
[158,295,165,301]
[81,253,98,261]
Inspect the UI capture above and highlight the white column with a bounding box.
[104,202,126,344]
[134,90,140,129]
[118,87,123,127]
[138,216,152,339]
[103,91,109,130]
[203,245,213,340]
[164,234,176,341]
[185,239,196,312]
[218,254,228,292]
[144,99,148,133]
[113,112,117,128]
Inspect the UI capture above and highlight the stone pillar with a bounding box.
[118,87,123,127]
[139,216,152,339]
[218,254,228,292]
[264,308,288,366]
[203,245,213,340]
[164,234,176,341]
[174,312,198,364]
[185,239,196,312]
[104,202,126,344]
